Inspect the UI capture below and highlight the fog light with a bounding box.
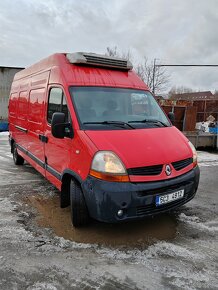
[117,209,123,217]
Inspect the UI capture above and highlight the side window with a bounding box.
[47,88,69,124]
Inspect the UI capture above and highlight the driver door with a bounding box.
[44,86,72,187]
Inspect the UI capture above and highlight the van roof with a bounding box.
[14,53,148,90]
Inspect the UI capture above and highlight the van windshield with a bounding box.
[69,87,170,130]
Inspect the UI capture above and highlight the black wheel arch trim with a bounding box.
[61,169,83,184]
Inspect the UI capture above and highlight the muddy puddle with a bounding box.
[25,194,178,248]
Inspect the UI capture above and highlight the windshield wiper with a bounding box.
[128,119,168,127]
[83,121,135,129]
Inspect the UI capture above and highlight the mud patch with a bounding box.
[24,194,178,248]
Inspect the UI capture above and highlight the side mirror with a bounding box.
[168,112,175,124]
[51,112,73,139]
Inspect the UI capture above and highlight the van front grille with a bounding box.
[137,180,194,197]
[172,158,193,171]
[127,164,163,176]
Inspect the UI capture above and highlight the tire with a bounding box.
[13,143,24,165]
[70,180,89,227]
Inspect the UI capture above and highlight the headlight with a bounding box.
[188,141,197,165]
[90,151,129,182]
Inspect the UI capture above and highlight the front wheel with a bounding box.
[13,143,24,165]
[70,180,90,227]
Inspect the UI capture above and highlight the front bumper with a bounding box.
[82,166,200,223]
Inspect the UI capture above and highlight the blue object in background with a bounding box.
[209,127,218,134]
[0,122,8,132]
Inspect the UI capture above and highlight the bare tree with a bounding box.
[168,86,193,96]
[135,58,170,95]
[106,46,133,62]
[106,46,118,57]
[105,47,170,95]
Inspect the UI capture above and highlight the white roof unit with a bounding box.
[66,52,133,70]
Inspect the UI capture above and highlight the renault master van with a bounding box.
[8,52,200,227]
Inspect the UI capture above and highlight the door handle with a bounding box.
[39,134,48,143]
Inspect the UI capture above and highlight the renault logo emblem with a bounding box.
[165,164,171,176]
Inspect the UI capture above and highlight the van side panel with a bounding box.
[8,92,18,134]
[27,88,46,175]
[9,71,50,177]
[9,80,29,149]
[25,71,50,176]
[15,90,29,149]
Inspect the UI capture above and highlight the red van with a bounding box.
[8,52,200,227]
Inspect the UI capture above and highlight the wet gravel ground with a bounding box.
[0,133,217,290]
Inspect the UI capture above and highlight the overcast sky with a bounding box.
[1,0,218,93]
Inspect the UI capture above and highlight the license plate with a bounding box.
[156,189,184,206]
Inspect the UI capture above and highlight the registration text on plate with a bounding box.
[156,189,184,206]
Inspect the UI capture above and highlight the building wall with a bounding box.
[0,67,24,120]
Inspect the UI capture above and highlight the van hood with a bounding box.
[85,127,192,169]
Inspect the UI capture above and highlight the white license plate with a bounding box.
[156,189,185,206]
